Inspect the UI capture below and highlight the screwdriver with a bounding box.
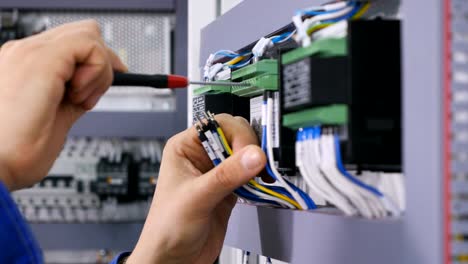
[112,72,249,89]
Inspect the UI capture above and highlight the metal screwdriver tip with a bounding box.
[189,81,249,87]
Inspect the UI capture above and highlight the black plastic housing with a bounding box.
[192,93,250,122]
[279,20,401,172]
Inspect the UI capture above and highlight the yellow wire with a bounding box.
[217,126,302,209]
[249,180,302,209]
[306,2,371,36]
[306,23,331,36]
[352,2,370,19]
[225,56,244,66]
[217,127,233,155]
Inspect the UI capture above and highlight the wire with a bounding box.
[265,95,308,209]
[334,134,383,197]
[200,112,300,208]
[300,127,357,215]
[243,184,293,208]
[352,2,370,19]
[306,23,332,36]
[229,57,253,69]
[216,127,233,155]
[271,30,297,44]
[248,180,300,209]
[225,55,246,66]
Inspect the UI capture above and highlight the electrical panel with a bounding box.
[12,138,163,223]
[446,0,468,262]
[193,1,404,218]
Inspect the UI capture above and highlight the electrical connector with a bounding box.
[252,37,273,58]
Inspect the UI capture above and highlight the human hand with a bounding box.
[127,114,266,264]
[0,20,126,190]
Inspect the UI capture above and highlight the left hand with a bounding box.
[127,114,266,264]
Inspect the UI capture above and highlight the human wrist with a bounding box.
[126,233,168,264]
[0,160,14,191]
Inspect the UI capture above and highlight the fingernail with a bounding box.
[241,147,263,170]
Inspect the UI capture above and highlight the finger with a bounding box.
[80,76,111,110]
[107,47,128,72]
[164,114,258,174]
[67,63,110,104]
[35,19,102,41]
[213,114,258,151]
[45,32,113,94]
[192,145,266,211]
[163,127,214,174]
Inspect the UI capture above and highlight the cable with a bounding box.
[334,133,401,216]
[271,30,297,44]
[225,55,246,66]
[199,112,301,209]
[243,184,293,208]
[248,181,299,209]
[301,127,357,215]
[265,95,308,209]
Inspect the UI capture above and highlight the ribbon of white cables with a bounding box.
[265,96,309,210]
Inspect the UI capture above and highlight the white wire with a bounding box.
[304,131,357,215]
[243,184,295,209]
[266,97,308,210]
[301,1,348,13]
[319,132,378,218]
[302,5,354,31]
[324,133,389,218]
[274,29,297,44]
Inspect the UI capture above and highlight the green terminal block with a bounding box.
[231,73,278,97]
[282,38,346,65]
[282,104,348,129]
[193,83,232,96]
[231,59,278,81]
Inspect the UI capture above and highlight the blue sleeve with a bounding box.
[109,252,131,264]
[0,181,43,264]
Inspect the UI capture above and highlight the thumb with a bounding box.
[193,145,266,209]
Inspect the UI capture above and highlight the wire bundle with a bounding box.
[293,1,370,47]
[295,126,401,218]
[195,111,316,210]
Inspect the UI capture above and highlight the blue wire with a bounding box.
[229,57,253,69]
[297,1,355,16]
[333,133,384,197]
[286,180,317,209]
[271,31,294,44]
[235,188,280,206]
[323,2,361,23]
[260,100,317,209]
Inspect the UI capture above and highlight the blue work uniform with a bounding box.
[0,181,129,264]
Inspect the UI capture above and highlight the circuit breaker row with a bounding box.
[12,137,162,223]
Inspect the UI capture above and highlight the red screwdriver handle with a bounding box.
[112,72,188,89]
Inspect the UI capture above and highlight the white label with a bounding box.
[201,141,216,160]
[250,96,264,141]
[272,92,280,148]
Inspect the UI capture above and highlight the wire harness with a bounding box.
[195,111,316,210]
[295,126,401,218]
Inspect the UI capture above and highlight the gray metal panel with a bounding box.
[69,112,180,138]
[0,0,174,11]
[224,205,404,264]
[402,0,444,263]
[31,223,143,251]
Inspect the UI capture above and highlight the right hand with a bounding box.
[0,20,127,190]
